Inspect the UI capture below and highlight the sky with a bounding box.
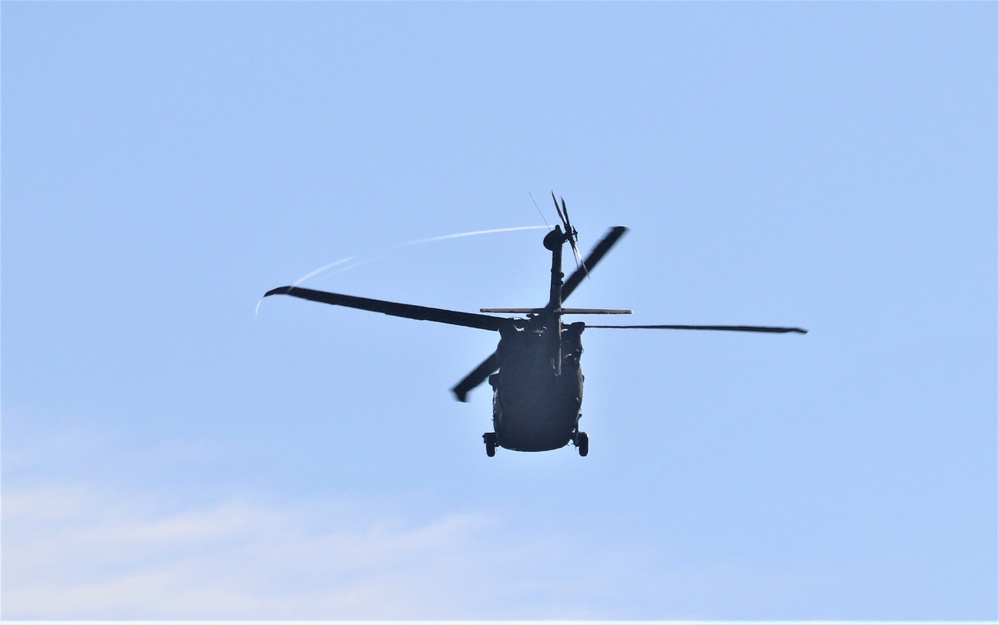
[2,1,997,620]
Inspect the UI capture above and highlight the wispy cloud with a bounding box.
[3,482,526,619]
[2,415,597,619]
[4,477,833,620]
[2,414,833,620]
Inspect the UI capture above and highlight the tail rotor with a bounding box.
[552,192,586,275]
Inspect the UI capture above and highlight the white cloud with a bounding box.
[1,414,599,619]
[3,481,611,619]
[1,413,834,619]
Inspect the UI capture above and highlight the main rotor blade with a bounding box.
[586,324,808,334]
[451,351,500,402]
[264,286,512,332]
[560,226,628,302]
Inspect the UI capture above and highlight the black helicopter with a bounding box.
[264,195,806,457]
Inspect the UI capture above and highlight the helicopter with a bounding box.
[264,195,807,457]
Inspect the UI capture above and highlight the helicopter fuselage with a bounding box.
[488,320,586,452]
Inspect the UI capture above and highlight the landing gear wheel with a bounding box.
[576,431,589,457]
[483,432,497,457]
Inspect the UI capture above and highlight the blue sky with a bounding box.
[3,1,996,620]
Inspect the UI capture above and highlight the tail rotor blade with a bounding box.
[558,197,585,271]
[549,193,582,271]
[561,197,575,237]
[552,191,567,228]
[569,239,584,273]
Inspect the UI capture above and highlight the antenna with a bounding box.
[529,192,551,229]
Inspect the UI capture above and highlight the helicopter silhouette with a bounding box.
[264,195,807,457]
